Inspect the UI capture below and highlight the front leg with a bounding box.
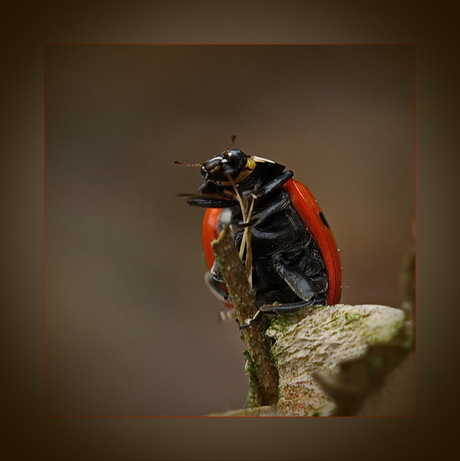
[239,190,291,228]
[244,170,294,201]
[187,196,236,208]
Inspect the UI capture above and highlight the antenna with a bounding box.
[173,160,203,167]
[174,135,237,167]
[225,135,237,151]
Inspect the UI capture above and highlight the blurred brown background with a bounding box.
[4,1,459,460]
[45,44,414,416]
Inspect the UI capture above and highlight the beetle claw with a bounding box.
[238,309,263,329]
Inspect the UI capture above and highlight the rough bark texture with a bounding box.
[212,225,279,407]
[266,304,408,416]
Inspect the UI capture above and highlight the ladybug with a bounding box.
[179,147,342,326]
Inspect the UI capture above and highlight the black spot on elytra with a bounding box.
[319,211,330,228]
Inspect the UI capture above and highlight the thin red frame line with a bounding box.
[42,42,417,418]
[42,44,47,417]
[44,415,415,419]
[413,44,419,417]
[43,42,416,46]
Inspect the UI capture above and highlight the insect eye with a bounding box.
[226,149,245,166]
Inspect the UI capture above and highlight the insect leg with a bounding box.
[187,196,236,208]
[204,271,228,302]
[246,170,294,199]
[239,257,322,329]
[239,300,318,329]
[272,256,317,302]
[239,191,291,228]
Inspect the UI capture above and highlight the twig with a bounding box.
[212,225,279,407]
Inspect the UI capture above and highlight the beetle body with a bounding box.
[187,149,342,320]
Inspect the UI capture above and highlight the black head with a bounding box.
[200,149,253,186]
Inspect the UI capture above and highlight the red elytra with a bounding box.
[201,178,342,307]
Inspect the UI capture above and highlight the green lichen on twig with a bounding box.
[266,303,409,416]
